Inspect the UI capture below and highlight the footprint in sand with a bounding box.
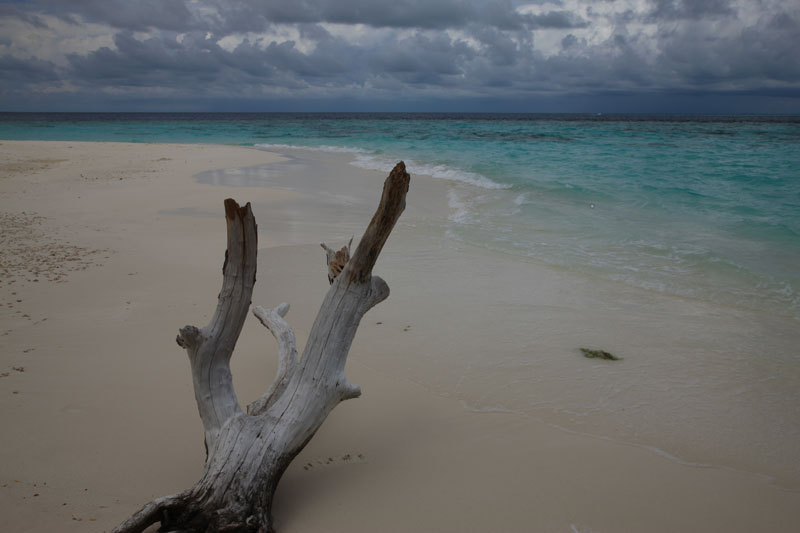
[302,453,367,471]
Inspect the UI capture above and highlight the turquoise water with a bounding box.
[2,112,799,317]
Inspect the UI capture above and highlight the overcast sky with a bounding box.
[1,0,799,112]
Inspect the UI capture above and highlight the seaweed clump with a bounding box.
[580,348,622,361]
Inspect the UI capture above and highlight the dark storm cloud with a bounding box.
[31,0,200,32]
[0,4,49,29]
[648,0,734,21]
[65,25,367,94]
[69,32,223,84]
[368,32,475,86]
[656,11,800,86]
[241,0,475,29]
[525,10,588,29]
[0,54,58,84]
[1,0,799,111]
[207,0,588,32]
[3,0,587,33]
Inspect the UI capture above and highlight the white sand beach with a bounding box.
[1,141,799,532]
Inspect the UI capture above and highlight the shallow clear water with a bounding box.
[2,112,799,317]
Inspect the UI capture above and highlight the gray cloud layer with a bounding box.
[1,0,799,111]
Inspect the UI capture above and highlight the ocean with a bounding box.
[2,112,799,319]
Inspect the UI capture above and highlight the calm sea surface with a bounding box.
[2,112,799,318]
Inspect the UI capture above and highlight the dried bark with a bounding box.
[115,162,410,533]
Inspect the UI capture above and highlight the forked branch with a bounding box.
[115,162,410,533]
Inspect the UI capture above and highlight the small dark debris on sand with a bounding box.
[580,347,622,361]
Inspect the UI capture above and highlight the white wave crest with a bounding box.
[255,143,510,190]
[447,189,474,224]
[254,143,368,154]
[352,154,509,190]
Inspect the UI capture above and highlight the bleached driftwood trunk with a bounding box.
[114,162,410,533]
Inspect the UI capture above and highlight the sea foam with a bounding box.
[351,154,509,190]
[254,143,368,154]
[255,142,508,190]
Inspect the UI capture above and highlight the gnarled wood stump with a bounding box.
[115,162,410,533]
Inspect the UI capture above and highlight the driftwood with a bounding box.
[115,162,410,533]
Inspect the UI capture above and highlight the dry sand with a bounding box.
[1,141,798,532]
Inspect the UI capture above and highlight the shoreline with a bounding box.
[227,144,800,490]
[1,141,799,531]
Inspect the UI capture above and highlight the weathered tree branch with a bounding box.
[174,199,257,453]
[116,162,410,533]
[344,161,409,284]
[113,491,191,533]
[247,303,297,416]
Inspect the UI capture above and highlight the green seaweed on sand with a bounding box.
[580,348,622,361]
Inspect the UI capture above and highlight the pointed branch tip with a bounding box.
[223,198,252,221]
[344,162,409,284]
